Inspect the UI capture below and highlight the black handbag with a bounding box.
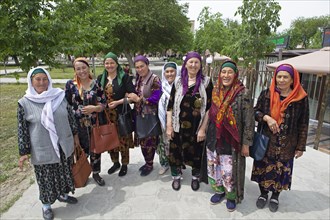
[250,125,269,161]
[136,111,162,139]
[118,98,134,137]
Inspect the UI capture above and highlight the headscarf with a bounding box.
[158,62,180,130]
[100,52,125,89]
[209,60,245,152]
[73,57,93,99]
[134,55,150,82]
[270,64,307,125]
[181,51,204,96]
[134,55,149,65]
[25,67,65,158]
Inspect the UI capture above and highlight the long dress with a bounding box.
[101,74,135,165]
[17,103,76,205]
[167,82,213,177]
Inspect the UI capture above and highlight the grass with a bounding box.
[0,66,105,79]
[0,83,64,214]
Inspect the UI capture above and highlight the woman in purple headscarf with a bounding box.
[128,55,162,176]
[166,51,213,191]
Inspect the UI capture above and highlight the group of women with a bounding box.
[17,51,309,220]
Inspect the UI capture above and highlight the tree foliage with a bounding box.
[287,16,330,49]
[0,0,193,71]
[233,0,281,65]
[108,0,193,66]
[194,7,229,54]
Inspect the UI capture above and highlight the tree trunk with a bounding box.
[123,51,135,78]
[12,55,20,65]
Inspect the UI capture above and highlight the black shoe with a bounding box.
[140,166,153,176]
[93,173,105,186]
[139,164,147,171]
[108,162,121,175]
[191,179,200,191]
[172,179,181,191]
[256,194,268,209]
[42,208,54,220]
[119,165,127,177]
[58,195,78,204]
[269,198,279,212]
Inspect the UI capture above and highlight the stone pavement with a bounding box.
[1,145,329,220]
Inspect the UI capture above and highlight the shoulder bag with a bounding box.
[135,105,162,139]
[72,145,92,188]
[250,124,269,161]
[90,111,120,154]
[118,98,134,137]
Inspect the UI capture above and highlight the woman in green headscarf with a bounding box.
[97,52,136,176]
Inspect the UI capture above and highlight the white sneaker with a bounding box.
[158,166,169,175]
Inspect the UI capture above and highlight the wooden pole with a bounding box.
[314,74,330,150]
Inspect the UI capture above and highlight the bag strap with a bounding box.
[122,97,128,114]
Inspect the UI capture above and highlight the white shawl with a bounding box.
[24,67,65,158]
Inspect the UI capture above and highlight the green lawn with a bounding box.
[0,67,105,79]
[0,83,65,214]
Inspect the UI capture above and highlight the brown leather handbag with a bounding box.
[72,145,92,188]
[90,111,120,154]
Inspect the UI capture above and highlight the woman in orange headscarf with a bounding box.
[252,64,309,213]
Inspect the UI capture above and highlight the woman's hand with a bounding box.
[127,93,140,103]
[108,100,119,109]
[197,129,206,143]
[263,115,280,134]
[82,105,97,115]
[241,144,250,157]
[18,155,29,171]
[295,150,303,159]
[166,125,174,141]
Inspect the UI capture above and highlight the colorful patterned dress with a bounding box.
[65,79,106,173]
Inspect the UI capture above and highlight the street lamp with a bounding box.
[206,56,213,77]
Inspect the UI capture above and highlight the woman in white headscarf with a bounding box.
[157,62,180,175]
[18,67,79,220]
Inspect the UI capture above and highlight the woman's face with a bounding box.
[185,57,201,77]
[74,61,90,80]
[31,73,49,94]
[220,67,236,88]
[276,71,293,92]
[164,67,177,84]
[104,58,118,74]
[135,61,149,78]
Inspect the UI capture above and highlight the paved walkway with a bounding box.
[1,145,329,220]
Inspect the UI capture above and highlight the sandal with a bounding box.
[269,198,279,212]
[172,179,181,191]
[256,194,268,209]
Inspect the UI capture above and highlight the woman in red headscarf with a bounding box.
[204,60,254,212]
[251,64,309,213]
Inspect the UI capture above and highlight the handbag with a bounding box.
[90,111,120,154]
[72,145,92,188]
[118,98,134,137]
[136,112,162,139]
[250,125,270,161]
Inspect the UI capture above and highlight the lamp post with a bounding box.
[206,56,213,77]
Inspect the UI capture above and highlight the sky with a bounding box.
[178,0,330,32]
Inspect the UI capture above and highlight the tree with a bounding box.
[194,7,230,54]
[108,0,193,68]
[233,0,281,65]
[287,16,330,49]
